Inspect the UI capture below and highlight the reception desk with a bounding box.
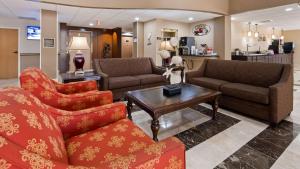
[182,55,219,71]
[232,53,293,64]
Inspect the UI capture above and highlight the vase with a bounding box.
[73,53,85,71]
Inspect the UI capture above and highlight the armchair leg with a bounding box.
[126,98,133,121]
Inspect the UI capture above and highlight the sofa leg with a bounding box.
[270,122,279,128]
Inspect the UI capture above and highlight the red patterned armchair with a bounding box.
[20,67,113,111]
[0,88,186,169]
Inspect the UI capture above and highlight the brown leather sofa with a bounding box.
[186,59,293,125]
[94,57,168,100]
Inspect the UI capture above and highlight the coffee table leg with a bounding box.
[151,117,160,142]
[212,96,220,120]
[126,98,133,120]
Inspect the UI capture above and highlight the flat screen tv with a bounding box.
[27,26,40,40]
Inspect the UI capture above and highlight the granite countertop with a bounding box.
[182,54,219,57]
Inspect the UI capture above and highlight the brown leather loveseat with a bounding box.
[186,59,293,125]
[94,57,168,100]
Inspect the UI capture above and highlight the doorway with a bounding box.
[0,28,19,79]
[122,36,133,58]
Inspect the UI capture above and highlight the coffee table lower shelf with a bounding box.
[125,84,221,141]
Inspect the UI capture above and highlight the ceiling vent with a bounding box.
[18,16,37,20]
[259,20,273,23]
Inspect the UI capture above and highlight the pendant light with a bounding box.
[280,29,284,40]
[247,22,252,37]
[254,24,259,38]
[271,27,276,39]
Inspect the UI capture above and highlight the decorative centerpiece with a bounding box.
[162,56,185,96]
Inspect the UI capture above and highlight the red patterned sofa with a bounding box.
[20,67,113,111]
[0,88,186,169]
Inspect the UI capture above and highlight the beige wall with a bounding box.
[230,0,299,14]
[0,17,40,53]
[20,54,40,71]
[144,19,158,63]
[143,18,232,64]
[214,16,231,60]
[143,19,191,65]
[283,30,300,67]
[231,21,282,52]
[41,0,229,14]
[189,20,215,49]
[133,22,144,58]
[41,10,58,79]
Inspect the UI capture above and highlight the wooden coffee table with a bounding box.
[125,83,221,141]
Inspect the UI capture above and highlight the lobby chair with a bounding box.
[0,88,186,169]
[20,67,113,111]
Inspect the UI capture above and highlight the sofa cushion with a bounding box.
[99,58,153,77]
[109,76,140,89]
[204,60,283,87]
[220,83,269,104]
[189,77,229,90]
[234,61,283,87]
[66,118,155,166]
[0,88,68,163]
[134,74,166,85]
[204,60,237,82]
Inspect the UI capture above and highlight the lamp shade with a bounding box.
[69,36,90,50]
[160,41,174,51]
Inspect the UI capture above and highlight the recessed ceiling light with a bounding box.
[89,23,94,26]
[188,17,194,21]
[285,8,294,12]
[134,17,140,21]
[231,17,236,21]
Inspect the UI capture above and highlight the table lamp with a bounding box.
[69,36,90,74]
[159,40,174,66]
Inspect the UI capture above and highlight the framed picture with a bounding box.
[193,24,211,36]
[43,38,55,48]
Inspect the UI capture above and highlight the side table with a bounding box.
[60,72,101,89]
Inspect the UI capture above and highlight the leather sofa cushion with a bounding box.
[99,58,153,77]
[189,77,229,90]
[109,76,140,89]
[221,83,269,104]
[134,74,166,85]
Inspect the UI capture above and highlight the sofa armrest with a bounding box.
[185,70,203,83]
[269,65,293,124]
[153,66,166,75]
[54,80,98,94]
[1,138,97,168]
[185,59,207,83]
[98,137,185,168]
[51,102,127,139]
[149,57,166,75]
[38,89,113,111]
[98,72,109,91]
[93,59,109,90]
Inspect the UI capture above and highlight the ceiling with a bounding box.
[232,3,300,30]
[0,0,221,31]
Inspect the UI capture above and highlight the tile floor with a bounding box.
[1,67,300,169]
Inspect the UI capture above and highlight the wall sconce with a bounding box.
[280,29,284,40]
[254,24,259,38]
[271,27,276,39]
[247,22,252,37]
